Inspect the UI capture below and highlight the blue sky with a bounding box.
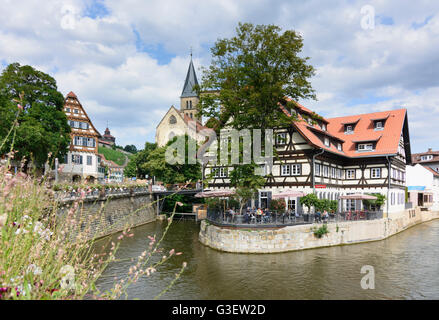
[0,0,438,153]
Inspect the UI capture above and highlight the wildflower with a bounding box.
[17,104,23,110]
[0,214,6,228]
[176,202,184,207]
[59,265,75,291]
[169,249,175,256]
[27,264,43,276]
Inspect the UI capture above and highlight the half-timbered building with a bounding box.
[205,100,412,216]
[59,91,105,183]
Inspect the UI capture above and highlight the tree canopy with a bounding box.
[142,136,201,185]
[124,142,157,178]
[0,63,71,166]
[197,22,316,132]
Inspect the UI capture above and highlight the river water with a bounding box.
[96,219,439,299]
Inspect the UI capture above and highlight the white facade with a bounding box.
[61,151,104,182]
[406,164,439,210]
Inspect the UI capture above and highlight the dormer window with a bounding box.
[345,125,353,134]
[337,143,342,151]
[375,121,384,130]
[321,123,327,131]
[358,143,374,151]
[421,155,433,161]
[324,137,330,147]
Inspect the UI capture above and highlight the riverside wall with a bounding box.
[57,191,156,240]
[199,208,439,253]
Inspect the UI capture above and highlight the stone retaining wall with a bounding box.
[199,208,439,253]
[58,191,156,240]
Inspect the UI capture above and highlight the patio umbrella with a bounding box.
[195,189,236,221]
[194,190,236,198]
[339,194,377,200]
[272,190,306,199]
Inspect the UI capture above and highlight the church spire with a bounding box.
[180,55,198,98]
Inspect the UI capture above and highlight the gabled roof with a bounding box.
[64,91,101,138]
[327,109,407,157]
[424,166,439,177]
[280,99,409,159]
[181,59,199,98]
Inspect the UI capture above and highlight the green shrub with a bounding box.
[312,224,329,238]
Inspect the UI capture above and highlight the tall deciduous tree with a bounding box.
[124,142,157,178]
[0,63,71,167]
[197,22,316,131]
[142,136,201,185]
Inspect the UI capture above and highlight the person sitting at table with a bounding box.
[256,208,263,222]
[263,209,270,223]
[322,210,329,222]
[315,211,321,223]
[243,210,250,223]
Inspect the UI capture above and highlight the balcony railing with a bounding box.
[206,209,383,228]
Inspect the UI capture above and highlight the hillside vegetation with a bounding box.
[98,146,128,166]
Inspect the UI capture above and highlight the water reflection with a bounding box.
[96,219,439,299]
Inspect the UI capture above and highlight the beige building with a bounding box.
[155,58,208,147]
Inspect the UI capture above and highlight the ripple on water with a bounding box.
[95,219,439,300]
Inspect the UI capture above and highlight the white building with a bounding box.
[406,164,439,210]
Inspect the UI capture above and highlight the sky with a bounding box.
[0,0,438,153]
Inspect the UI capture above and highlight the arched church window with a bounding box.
[169,115,177,124]
[186,101,189,109]
[189,100,192,109]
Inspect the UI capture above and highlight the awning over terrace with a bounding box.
[272,190,306,199]
[194,190,236,198]
[339,194,378,200]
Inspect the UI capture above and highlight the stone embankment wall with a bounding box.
[57,191,156,240]
[199,208,439,253]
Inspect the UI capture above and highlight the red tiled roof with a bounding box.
[182,114,209,132]
[424,166,439,177]
[67,91,77,98]
[280,100,407,158]
[327,109,406,157]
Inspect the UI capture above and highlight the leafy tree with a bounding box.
[228,163,265,214]
[124,144,137,154]
[197,22,316,132]
[300,193,319,213]
[0,63,71,167]
[142,135,201,185]
[363,193,386,210]
[269,198,286,212]
[124,141,157,178]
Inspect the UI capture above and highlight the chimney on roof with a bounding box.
[428,148,432,152]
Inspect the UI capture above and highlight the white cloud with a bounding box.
[0,0,439,152]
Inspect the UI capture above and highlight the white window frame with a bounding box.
[276,132,287,145]
[358,143,373,151]
[323,165,329,178]
[291,164,301,176]
[346,169,355,179]
[337,143,342,151]
[315,163,321,176]
[324,137,330,147]
[375,121,383,130]
[421,155,433,161]
[371,168,381,178]
[345,125,353,133]
[281,164,291,176]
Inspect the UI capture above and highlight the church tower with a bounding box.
[180,56,200,121]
